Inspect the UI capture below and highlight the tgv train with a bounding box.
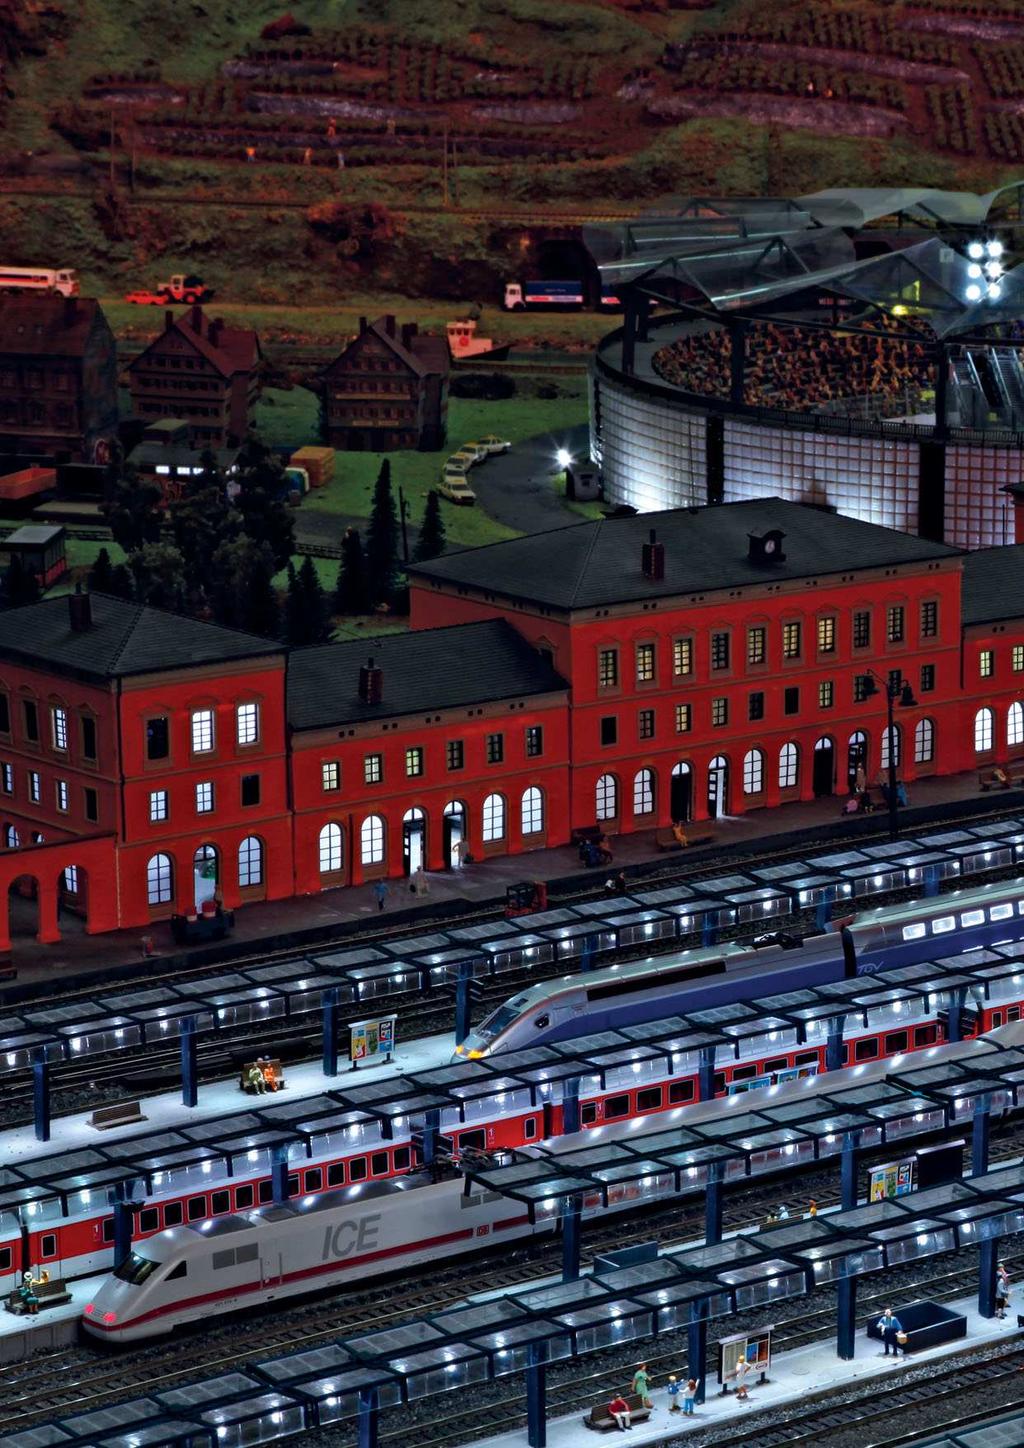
[9,880,1024,1301]
[455,879,1024,1059]
[83,1021,1023,1342]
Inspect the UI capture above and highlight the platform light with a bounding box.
[555,448,572,469]
[988,239,1004,258]
[968,240,985,260]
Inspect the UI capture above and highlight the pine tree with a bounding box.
[365,459,399,607]
[233,436,295,572]
[88,547,115,593]
[413,489,446,562]
[335,527,369,614]
[298,553,331,644]
[284,562,304,646]
[107,563,136,601]
[210,536,280,638]
[101,460,162,554]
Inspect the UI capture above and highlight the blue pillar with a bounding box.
[322,987,340,1078]
[356,1386,379,1448]
[841,1131,858,1211]
[837,1275,857,1360]
[32,1047,50,1143]
[421,1107,440,1168]
[979,1237,999,1319]
[705,1161,724,1247]
[271,1143,290,1204]
[687,1298,709,1405]
[454,960,473,1045]
[561,1194,582,1283]
[526,1340,548,1448]
[180,1015,198,1108]
[702,913,717,948]
[112,1183,134,1265]
[924,865,940,898]
[581,933,598,973]
[815,900,829,932]
[826,1017,845,1073]
[972,1093,991,1177]
[946,986,966,1044]
[562,1077,580,1136]
[699,1046,717,1103]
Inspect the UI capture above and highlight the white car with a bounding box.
[437,475,476,505]
[479,434,511,454]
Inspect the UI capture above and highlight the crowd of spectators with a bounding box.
[652,313,934,413]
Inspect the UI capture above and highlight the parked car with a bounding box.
[479,434,511,454]
[450,445,484,469]
[459,440,490,463]
[437,475,477,505]
[441,457,471,480]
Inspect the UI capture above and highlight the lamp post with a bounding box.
[861,670,917,842]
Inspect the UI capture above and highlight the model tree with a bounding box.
[233,436,296,573]
[335,526,369,614]
[211,536,280,638]
[102,461,162,554]
[129,542,187,613]
[366,459,399,606]
[413,489,446,562]
[286,555,332,646]
[170,454,241,599]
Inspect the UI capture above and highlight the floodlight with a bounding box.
[988,283,1003,301]
[967,240,985,260]
[556,448,572,468]
[966,284,982,302]
[985,260,1003,280]
[987,239,1004,258]
[968,263,982,279]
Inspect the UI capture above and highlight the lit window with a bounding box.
[711,698,728,727]
[1013,644,1024,673]
[710,632,729,671]
[236,702,259,746]
[743,748,764,795]
[778,742,798,790]
[817,617,836,654]
[880,724,901,771]
[405,746,424,778]
[675,703,691,734]
[360,815,384,866]
[673,638,693,676]
[633,768,655,816]
[980,649,994,679]
[920,600,938,638]
[238,835,263,888]
[364,753,382,785]
[521,787,543,835]
[51,706,68,751]
[635,642,656,683]
[146,852,173,905]
[0,762,11,793]
[598,649,618,688]
[149,789,168,822]
[818,680,834,709]
[322,761,340,792]
[782,621,801,659]
[853,611,870,648]
[482,793,506,842]
[191,709,214,753]
[975,707,994,754]
[28,770,40,803]
[747,627,765,667]
[596,774,618,820]
[1009,703,1024,749]
[915,717,935,764]
[63,865,78,893]
[55,779,68,812]
[319,822,343,873]
[195,781,213,814]
[886,605,904,644]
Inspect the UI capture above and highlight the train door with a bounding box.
[443,800,466,869]
[260,1252,283,1290]
[403,807,426,876]
[707,756,729,819]
[27,1221,64,1283]
[671,762,693,823]
[813,737,835,797]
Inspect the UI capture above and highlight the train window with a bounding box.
[991,1012,1003,1028]
[350,1158,367,1182]
[139,1209,159,1234]
[961,910,985,928]
[327,1162,346,1187]
[991,902,1014,922]
[287,1174,299,1197]
[370,1152,389,1176]
[931,916,955,934]
[902,922,927,941]
[535,1015,549,1030]
[764,1058,788,1074]
[103,1219,115,1243]
[211,1191,231,1214]
[795,1051,819,1067]
[394,1147,411,1170]
[166,1262,187,1281]
[669,1080,694,1104]
[237,1243,258,1264]
[732,1065,758,1082]
[187,1196,206,1222]
[0,1247,11,1271]
[604,1094,630,1120]
[1009,1007,1021,1023]
[854,1039,879,1062]
[258,1180,273,1204]
[713,1073,727,1094]
[213,1249,235,1271]
[305,1168,323,1193]
[914,1024,938,1047]
[460,1130,486,1153]
[235,1185,254,1210]
[524,1118,538,1140]
[884,1031,908,1054]
[163,1202,183,1227]
[40,1235,56,1258]
[637,1087,663,1112]
[580,1103,598,1126]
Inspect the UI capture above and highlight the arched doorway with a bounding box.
[813,736,835,797]
[847,730,868,790]
[443,800,466,869]
[8,875,38,942]
[707,755,729,819]
[403,807,426,875]
[193,844,218,910]
[671,762,693,822]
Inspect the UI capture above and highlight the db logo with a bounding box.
[476,1225,490,1237]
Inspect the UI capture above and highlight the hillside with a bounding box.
[0,0,1022,307]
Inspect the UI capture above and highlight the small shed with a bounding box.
[2,523,67,586]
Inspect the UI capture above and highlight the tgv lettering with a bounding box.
[322,1214,382,1261]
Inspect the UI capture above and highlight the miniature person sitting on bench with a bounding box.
[246,1061,268,1095]
[261,1059,279,1092]
[607,1395,632,1431]
[18,1269,47,1315]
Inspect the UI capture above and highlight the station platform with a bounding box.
[473,1288,1021,1448]
[2,1031,452,1167]
[0,1272,101,1362]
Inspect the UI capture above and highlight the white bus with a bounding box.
[0,267,79,297]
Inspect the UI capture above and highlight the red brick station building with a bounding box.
[1,498,1024,949]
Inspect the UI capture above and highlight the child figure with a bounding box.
[682,1378,698,1415]
[666,1376,681,1413]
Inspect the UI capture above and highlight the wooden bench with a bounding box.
[979,766,1024,791]
[572,825,602,846]
[88,1100,146,1131]
[655,827,714,851]
[239,1058,286,1094]
[6,1276,71,1314]
[584,1394,652,1433]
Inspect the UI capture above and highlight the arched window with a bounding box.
[778,742,798,790]
[742,747,764,796]
[975,706,994,754]
[914,717,935,765]
[146,852,173,906]
[238,835,263,888]
[596,773,618,821]
[1009,702,1024,748]
[482,793,506,842]
[4,824,19,848]
[319,822,343,874]
[521,787,544,835]
[632,768,655,816]
[360,815,385,866]
[880,722,902,771]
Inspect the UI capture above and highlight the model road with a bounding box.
[469,421,591,536]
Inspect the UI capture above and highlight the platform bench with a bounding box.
[240,1058,286,1093]
[89,1100,147,1131]
[572,825,602,846]
[655,828,714,851]
[6,1277,71,1314]
[584,1395,652,1432]
[979,766,1024,791]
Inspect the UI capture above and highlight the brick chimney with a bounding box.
[359,316,368,334]
[164,309,175,332]
[190,303,203,333]
[68,582,92,632]
[401,322,418,349]
[383,315,396,338]
[358,655,383,705]
[208,318,223,348]
[63,296,77,326]
[641,528,665,580]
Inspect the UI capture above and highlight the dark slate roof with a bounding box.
[408,499,961,610]
[0,297,105,357]
[962,545,1024,625]
[0,593,282,682]
[287,619,567,730]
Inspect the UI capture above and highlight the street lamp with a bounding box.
[860,670,917,842]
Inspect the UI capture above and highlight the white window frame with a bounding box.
[191,709,214,754]
[238,835,263,888]
[521,786,543,835]
[146,852,173,905]
[149,789,168,823]
[974,707,994,754]
[482,792,506,842]
[743,748,764,796]
[236,702,259,747]
[778,742,798,790]
[319,822,343,874]
[595,773,618,821]
[28,770,40,803]
[195,781,214,814]
[880,723,901,771]
[1009,703,1024,749]
[360,814,385,866]
[51,706,68,751]
[915,717,935,764]
[632,768,654,816]
[55,779,68,812]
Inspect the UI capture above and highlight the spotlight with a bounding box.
[987,239,1004,259]
[986,260,1003,280]
[555,448,572,469]
[966,284,982,302]
[968,263,983,279]
[988,283,1003,301]
[968,240,985,260]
